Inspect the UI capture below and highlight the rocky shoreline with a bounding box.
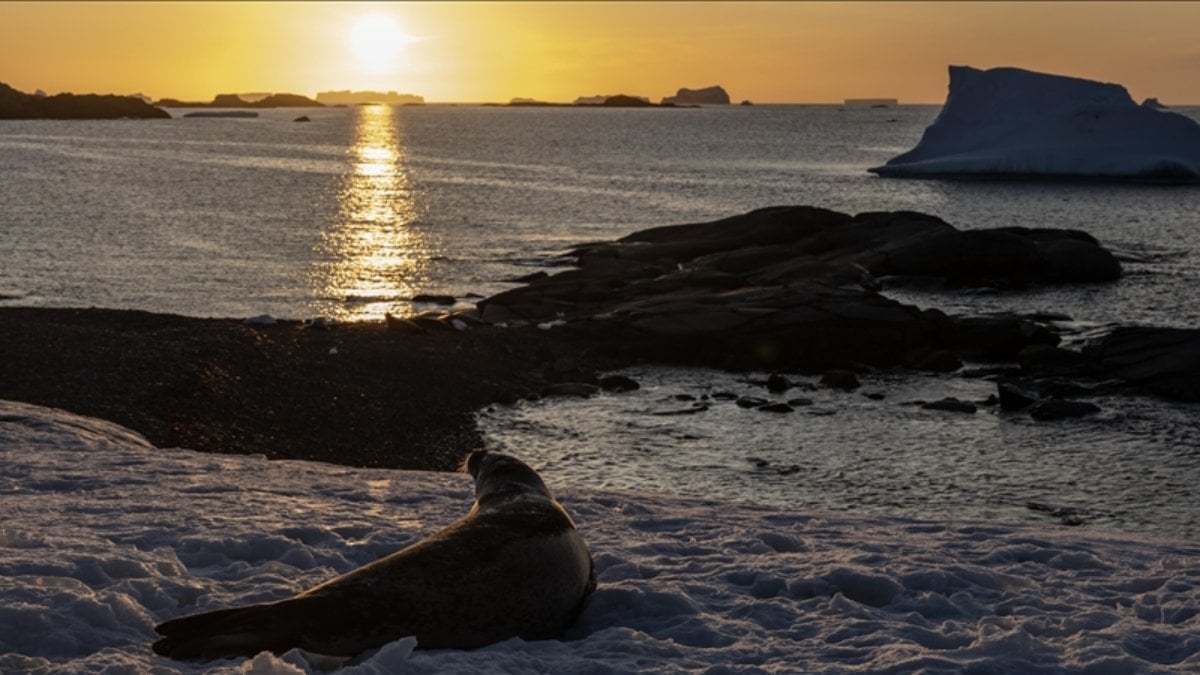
[2,206,1196,470]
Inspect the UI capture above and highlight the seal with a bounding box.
[152,450,596,660]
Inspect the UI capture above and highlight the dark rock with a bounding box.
[1083,326,1200,402]
[674,394,696,401]
[0,81,169,119]
[1028,400,1100,421]
[997,382,1037,411]
[1017,344,1093,375]
[922,397,977,413]
[651,404,709,416]
[946,315,1060,361]
[766,373,792,392]
[541,382,600,398]
[384,313,427,334]
[413,294,456,306]
[787,397,814,406]
[711,392,739,400]
[1036,237,1122,282]
[182,111,259,118]
[507,271,549,283]
[757,402,794,413]
[598,375,640,392]
[820,370,860,390]
[864,392,886,401]
[905,348,963,373]
[293,115,311,122]
[736,396,769,408]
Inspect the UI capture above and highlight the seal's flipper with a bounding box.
[153,599,311,660]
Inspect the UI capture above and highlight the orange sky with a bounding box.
[2,2,1199,104]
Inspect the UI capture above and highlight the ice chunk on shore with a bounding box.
[870,65,1200,181]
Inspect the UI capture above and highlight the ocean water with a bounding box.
[2,104,1199,539]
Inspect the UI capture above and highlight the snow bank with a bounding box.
[870,65,1200,181]
[2,399,1199,673]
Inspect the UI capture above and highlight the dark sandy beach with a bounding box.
[0,307,615,470]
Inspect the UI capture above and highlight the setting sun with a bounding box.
[347,13,411,73]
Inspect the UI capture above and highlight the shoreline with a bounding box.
[0,307,620,470]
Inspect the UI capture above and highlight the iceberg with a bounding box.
[870,65,1200,182]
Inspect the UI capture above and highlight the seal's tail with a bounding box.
[152,600,303,660]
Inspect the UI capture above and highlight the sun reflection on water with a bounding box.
[310,105,432,321]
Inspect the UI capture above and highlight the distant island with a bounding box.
[316,90,424,105]
[662,85,730,105]
[504,94,689,108]
[0,82,169,119]
[844,98,899,108]
[156,93,323,108]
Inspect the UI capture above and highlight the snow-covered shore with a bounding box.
[2,399,1197,673]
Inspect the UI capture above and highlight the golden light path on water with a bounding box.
[310,104,431,321]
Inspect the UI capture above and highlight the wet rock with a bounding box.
[651,404,709,416]
[997,382,1037,411]
[863,392,886,401]
[921,397,977,413]
[736,396,769,408]
[1026,501,1086,527]
[766,373,792,392]
[1083,326,1200,402]
[1028,399,1100,421]
[946,315,1059,361]
[598,374,640,392]
[413,294,456,306]
[757,402,794,413]
[711,392,739,400]
[1017,344,1093,375]
[674,394,696,401]
[787,397,814,406]
[293,115,310,122]
[1035,237,1122,282]
[905,348,963,373]
[541,382,600,398]
[820,370,860,390]
[384,313,426,334]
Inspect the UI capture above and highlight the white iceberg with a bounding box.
[870,65,1200,181]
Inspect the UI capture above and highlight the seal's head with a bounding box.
[462,450,552,504]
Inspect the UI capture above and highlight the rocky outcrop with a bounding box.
[0,82,169,119]
[1082,327,1200,402]
[249,93,323,108]
[477,206,1118,372]
[662,86,731,105]
[157,93,324,108]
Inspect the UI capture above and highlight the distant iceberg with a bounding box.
[870,65,1200,182]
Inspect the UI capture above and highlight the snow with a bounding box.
[2,399,1199,673]
[870,65,1200,181]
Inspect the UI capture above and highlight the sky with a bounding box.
[2,2,1199,104]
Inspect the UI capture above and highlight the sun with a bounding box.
[348,13,411,73]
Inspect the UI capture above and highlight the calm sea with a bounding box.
[2,104,1198,538]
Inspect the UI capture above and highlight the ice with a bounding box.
[870,65,1200,181]
[1,399,1198,673]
